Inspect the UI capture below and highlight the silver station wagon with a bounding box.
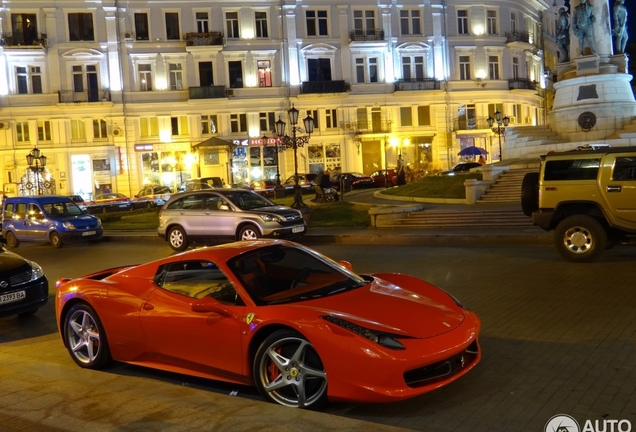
[157,189,307,251]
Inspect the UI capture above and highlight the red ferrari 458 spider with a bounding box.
[55,240,480,408]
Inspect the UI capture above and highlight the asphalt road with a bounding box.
[1,241,635,431]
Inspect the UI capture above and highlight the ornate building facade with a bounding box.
[0,0,552,199]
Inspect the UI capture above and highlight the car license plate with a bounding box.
[118,204,128,208]
[0,290,25,305]
[82,231,96,236]
[292,226,305,233]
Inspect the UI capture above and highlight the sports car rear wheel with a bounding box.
[64,303,112,369]
[254,330,327,408]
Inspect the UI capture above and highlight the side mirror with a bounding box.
[219,204,230,211]
[191,297,231,316]
[338,260,353,271]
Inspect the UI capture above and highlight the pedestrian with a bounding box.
[397,155,406,185]
[478,155,486,164]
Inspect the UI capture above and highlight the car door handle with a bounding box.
[607,185,622,192]
[142,302,155,310]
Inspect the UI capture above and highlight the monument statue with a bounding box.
[572,0,596,56]
[613,0,628,54]
[556,7,571,62]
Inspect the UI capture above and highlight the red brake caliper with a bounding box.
[268,346,282,381]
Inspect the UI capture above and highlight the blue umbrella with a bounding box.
[458,146,488,156]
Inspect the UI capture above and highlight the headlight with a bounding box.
[259,213,283,222]
[27,260,45,281]
[321,315,408,350]
[63,221,76,230]
[96,218,102,227]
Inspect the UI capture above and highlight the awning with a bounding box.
[192,136,234,149]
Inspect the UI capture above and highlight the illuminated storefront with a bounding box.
[135,143,196,192]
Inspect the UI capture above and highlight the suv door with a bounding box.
[202,194,235,238]
[26,203,49,241]
[599,154,636,228]
[168,194,207,236]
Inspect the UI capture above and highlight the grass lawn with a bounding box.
[381,173,481,199]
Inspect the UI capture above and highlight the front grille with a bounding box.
[404,340,479,388]
[9,270,32,287]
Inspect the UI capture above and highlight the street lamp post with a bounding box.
[275,105,314,208]
[26,147,47,195]
[487,111,509,161]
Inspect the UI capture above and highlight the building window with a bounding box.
[72,65,84,92]
[201,115,218,135]
[487,10,497,35]
[355,58,378,83]
[353,10,376,37]
[400,107,413,127]
[16,122,30,142]
[68,13,94,41]
[400,10,421,35]
[11,14,38,45]
[258,60,272,87]
[165,13,180,40]
[228,61,243,88]
[203,151,220,166]
[199,62,214,86]
[417,106,431,126]
[140,117,159,137]
[93,119,108,139]
[459,56,471,80]
[457,10,468,35]
[306,10,328,36]
[307,58,332,81]
[488,56,500,80]
[169,64,183,90]
[230,114,247,133]
[38,121,52,141]
[134,13,149,40]
[16,66,42,95]
[255,12,268,38]
[307,110,319,129]
[325,109,337,129]
[71,119,86,141]
[139,64,152,91]
[196,12,209,33]
[226,12,239,38]
[171,117,189,136]
[259,112,276,133]
[402,56,425,80]
[511,12,517,33]
[488,103,504,118]
[512,57,519,79]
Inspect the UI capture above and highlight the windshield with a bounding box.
[228,244,369,305]
[43,201,83,216]
[222,190,276,210]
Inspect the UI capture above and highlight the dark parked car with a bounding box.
[330,172,375,191]
[132,186,172,209]
[283,174,318,194]
[0,246,48,317]
[87,193,134,213]
[178,177,224,193]
[250,179,277,197]
[67,195,87,211]
[370,169,398,187]
[436,162,482,176]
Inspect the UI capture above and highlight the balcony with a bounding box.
[301,80,348,94]
[189,86,227,99]
[185,32,224,47]
[0,33,48,49]
[452,117,491,131]
[58,90,110,103]
[352,120,392,135]
[505,31,535,48]
[508,78,538,90]
[349,29,385,42]
[395,78,441,91]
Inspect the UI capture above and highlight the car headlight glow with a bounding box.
[27,260,45,281]
[259,213,284,222]
[63,221,76,230]
[321,315,408,350]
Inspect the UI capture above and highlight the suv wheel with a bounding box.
[5,231,20,248]
[238,224,260,241]
[168,226,189,251]
[554,215,607,262]
[521,172,539,217]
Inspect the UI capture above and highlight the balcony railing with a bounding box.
[1,32,48,48]
[189,86,227,99]
[505,31,533,45]
[58,89,109,103]
[185,32,224,46]
[452,117,491,131]
[349,29,385,42]
[301,80,348,94]
[352,120,392,135]
[508,78,537,90]
[395,78,441,91]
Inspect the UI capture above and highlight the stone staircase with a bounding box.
[477,168,537,203]
[383,206,532,228]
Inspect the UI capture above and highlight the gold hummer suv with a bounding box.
[521,147,636,262]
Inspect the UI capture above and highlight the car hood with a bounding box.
[252,206,302,218]
[52,214,98,222]
[0,249,31,273]
[301,278,465,339]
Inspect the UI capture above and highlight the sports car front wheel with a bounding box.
[254,330,327,408]
[64,303,112,369]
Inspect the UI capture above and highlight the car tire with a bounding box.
[64,303,112,369]
[5,231,20,248]
[253,329,328,408]
[146,202,153,209]
[50,232,64,248]
[168,226,189,251]
[521,172,540,217]
[554,215,607,262]
[238,224,260,241]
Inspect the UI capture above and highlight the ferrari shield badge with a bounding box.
[246,313,255,324]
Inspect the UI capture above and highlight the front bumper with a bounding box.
[59,228,104,243]
[262,223,307,239]
[0,277,49,318]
